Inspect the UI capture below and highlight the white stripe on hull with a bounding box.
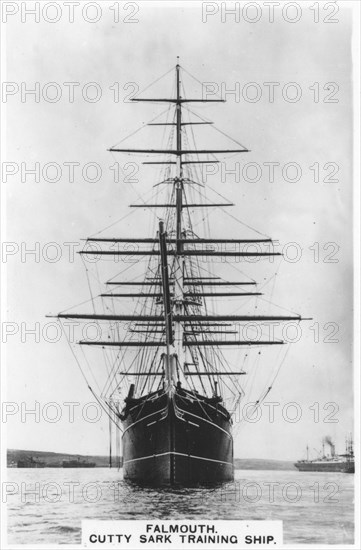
[174,402,232,438]
[123,450,233,466]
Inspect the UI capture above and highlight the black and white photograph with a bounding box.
[1,0,359,548]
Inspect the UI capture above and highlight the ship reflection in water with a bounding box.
[295,435,354,473]
[6,469,354,545]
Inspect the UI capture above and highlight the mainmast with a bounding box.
[174,59,185,384]
[176,60,182,172]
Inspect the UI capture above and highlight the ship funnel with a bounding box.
[324,435,335,457]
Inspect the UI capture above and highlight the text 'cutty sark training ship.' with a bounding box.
[53,62,308,485]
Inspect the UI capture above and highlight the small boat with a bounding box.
[62,457,96,468]
[17,456,45,468]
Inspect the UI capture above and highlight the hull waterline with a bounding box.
[294,461,355,473]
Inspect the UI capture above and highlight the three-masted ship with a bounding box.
[54,62,306,485]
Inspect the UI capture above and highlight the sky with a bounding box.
[2,0,358,461]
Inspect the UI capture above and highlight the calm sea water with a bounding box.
[6,468,354,545]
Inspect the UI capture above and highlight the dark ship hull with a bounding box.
[122,387,233,485]
[295,461,354,473]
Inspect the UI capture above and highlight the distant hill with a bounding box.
[7,449,115,467]
[8,450,296,470]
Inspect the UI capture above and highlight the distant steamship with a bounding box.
[295,435,354,473]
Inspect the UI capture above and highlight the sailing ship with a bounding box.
[295,435,355,473]
[52,62,307,485]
